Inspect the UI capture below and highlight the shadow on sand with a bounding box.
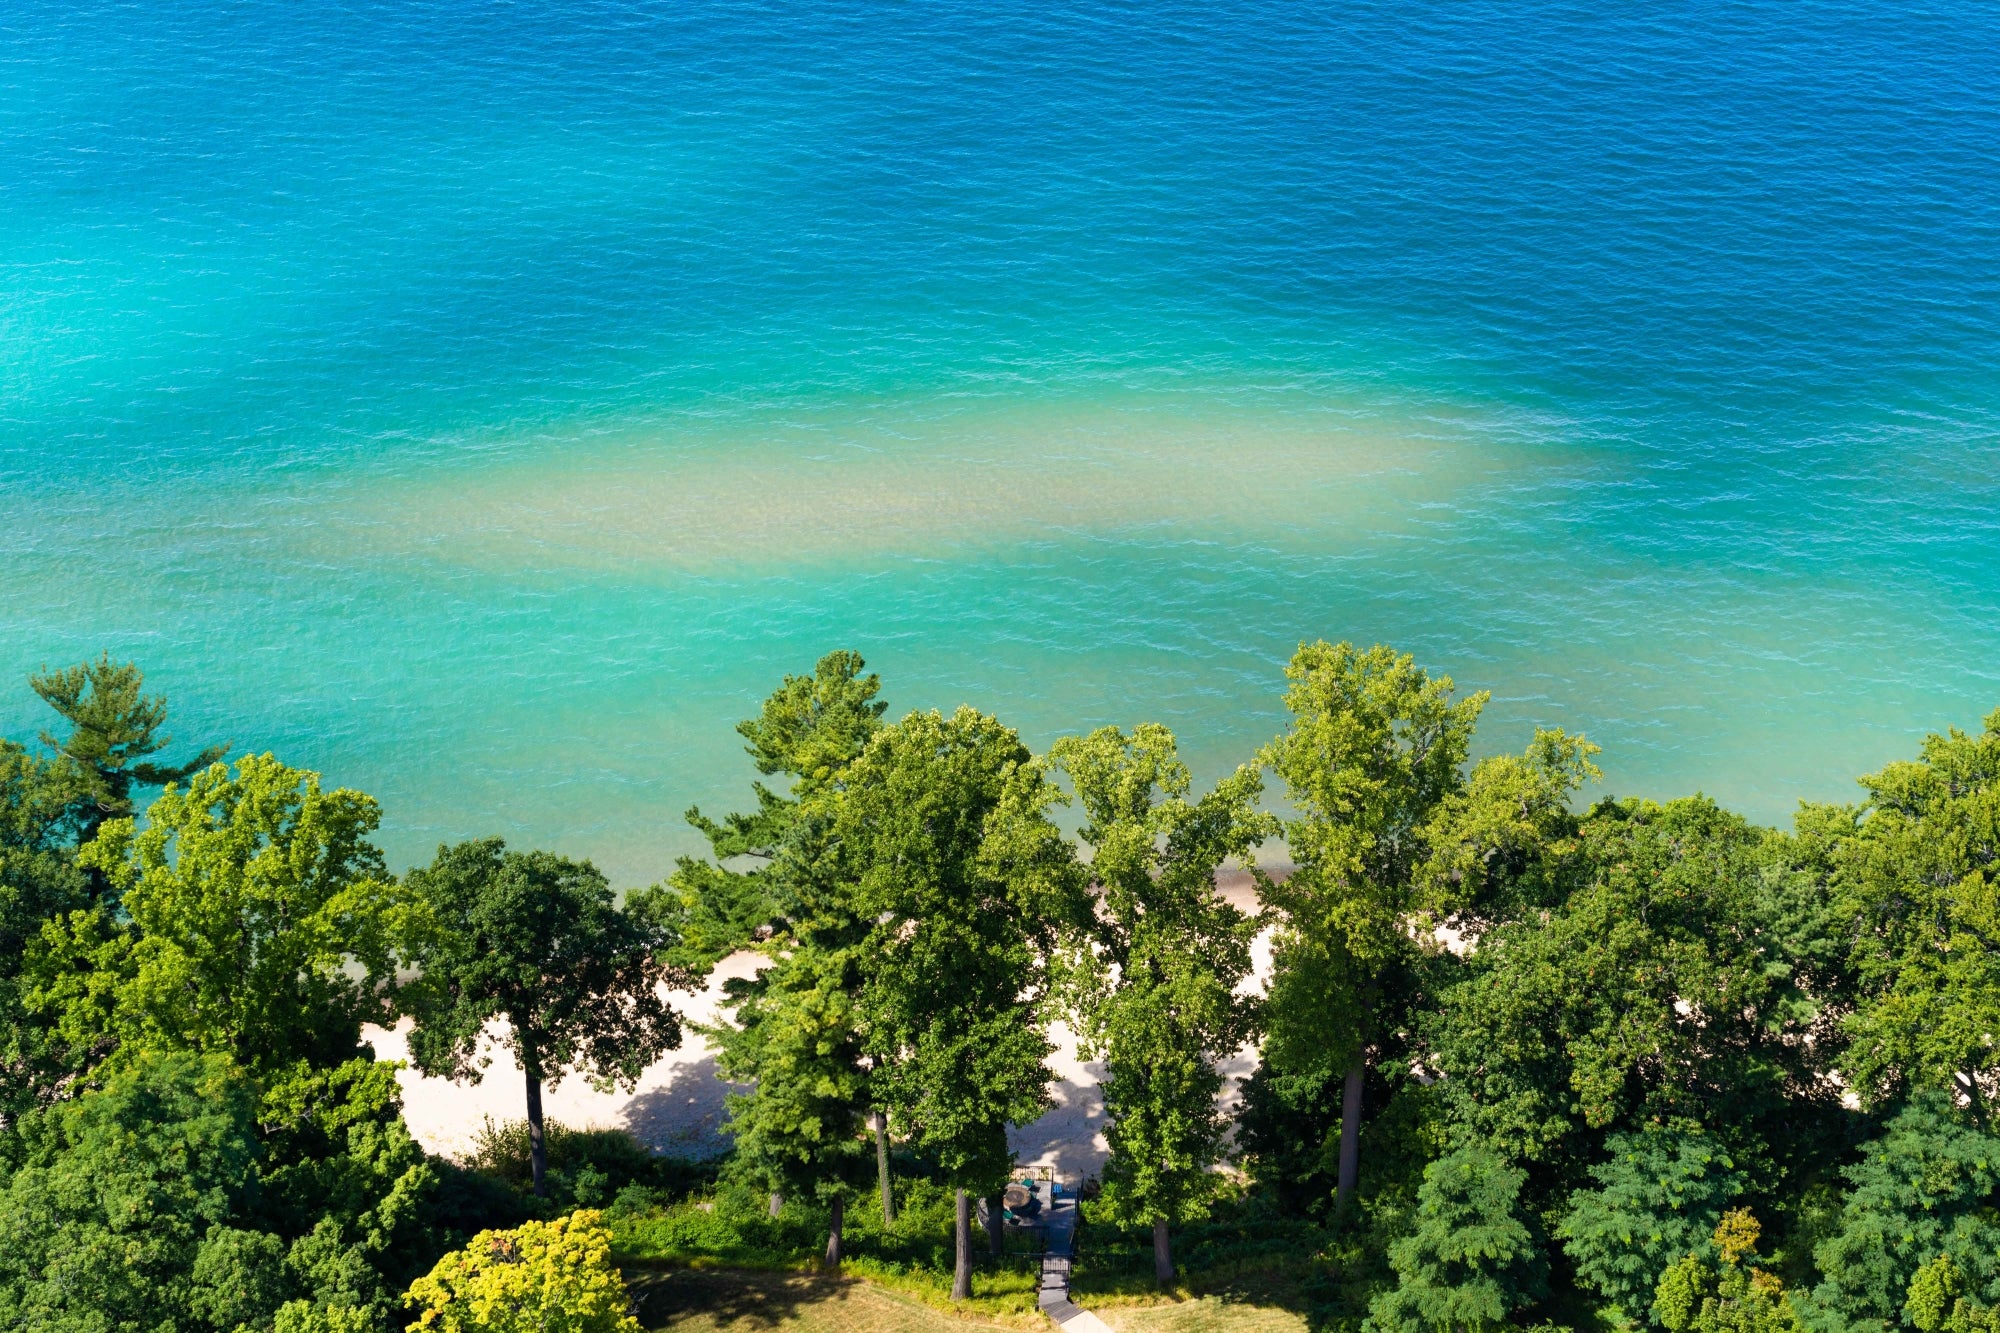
[619,1055,748,1160]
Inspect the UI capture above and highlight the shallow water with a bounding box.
[6,1,1999,882]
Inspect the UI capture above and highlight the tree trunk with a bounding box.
[524,1071,548,1197]
[873,1111,895,1226]
[768,1191,783,1218]
[1153,1218,1174,1286]
[824,1193,844,1270]
[1335,1059,1364,1212]
[985,1191,1004,1257]
[952,1189,973,1301]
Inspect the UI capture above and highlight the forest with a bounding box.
[3,644,1998,1333]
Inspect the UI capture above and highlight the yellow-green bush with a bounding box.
[405,1210,639,1333]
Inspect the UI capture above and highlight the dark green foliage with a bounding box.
[1368,1145,1547,1333]
[30,654,227,838]
[403,838,688,1193]
[250,1058,439,1275]
[1420,796,1844,1211]
[1237,1059,1346,1214]
[462,1117,715,1211]
[1801,1095,2000,1333]
[1559,1125,1746,1327]
[709,944,872,1214]
[0,1049,481,1333]
[0,742,96,1121]
[648,650,888,972]
[0,1051,262,1333]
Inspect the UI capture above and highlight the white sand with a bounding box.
[370,874,1279,1184]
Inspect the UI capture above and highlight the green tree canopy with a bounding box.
[1814,709,2000,1112]
[1655,1210,1801,1333]
[0,1050,263,1333]
[1420,796,1840,1210]
[1559,1125,1746,1328]
[1802,1094,2000,1333]
[1368,1144,1547,1333]
[1052,722,1270,1284]
[708,944,872,1265]
[0,742,95,1121]
[1260,641,1487,1209]
[815,705,1085,1298]
[695,660,894,1266]
[404,839,689,1195]
[0,1050,424,1333]
[34,754,417,1078]
[31,654,227,838]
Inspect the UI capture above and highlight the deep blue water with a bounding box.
[5,1,1998,880]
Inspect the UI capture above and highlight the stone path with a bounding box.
[1034,1188,1112,1332]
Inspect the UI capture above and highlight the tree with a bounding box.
[1419,797,1842,1215]
[820,706,1084,1299]
[404,1210,641,1333]
[1368,1144,1547,1333]
[1655,1211,1802,1333]
[1419,727,1600,930]
[31,654,227,839]
[1802,1094,2000,1333]
[657,650,887,973]
[0,1046,429,1333]
[1815,709,2000,1112]
[1559,1125,1745,1327]
[0,741,95,1121]
[404,839,689,1196]
[655,652,890,1252]
[1052,723,1270,1285]
[707,945,872,1269]
[1260,641,1486,1212]
[1905,1257,2000,1333]
[0,1051,263,1333]
[33,754,417,1077]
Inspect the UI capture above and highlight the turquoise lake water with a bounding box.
[6,1,1999,883]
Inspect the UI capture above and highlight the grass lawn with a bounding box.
[624,1267,1307,1333]
[1094,1297,1310,1332]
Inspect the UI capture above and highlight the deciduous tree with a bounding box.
[404,839,688,1196]
[1260,642,1485,1212]
[1419,797,1841,1213]
[1052,723,1269,1285]
[823,706,1085,1299]
[36,754,416,1077]
[1815,710,2000,1112]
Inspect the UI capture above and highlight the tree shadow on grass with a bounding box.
[624,1266,845,1330]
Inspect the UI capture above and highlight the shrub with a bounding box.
[405,1210,640,1333]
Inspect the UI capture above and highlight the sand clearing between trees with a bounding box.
[368,872,1273,1181]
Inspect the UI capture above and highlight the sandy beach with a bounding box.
[370,869,1275,1183]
